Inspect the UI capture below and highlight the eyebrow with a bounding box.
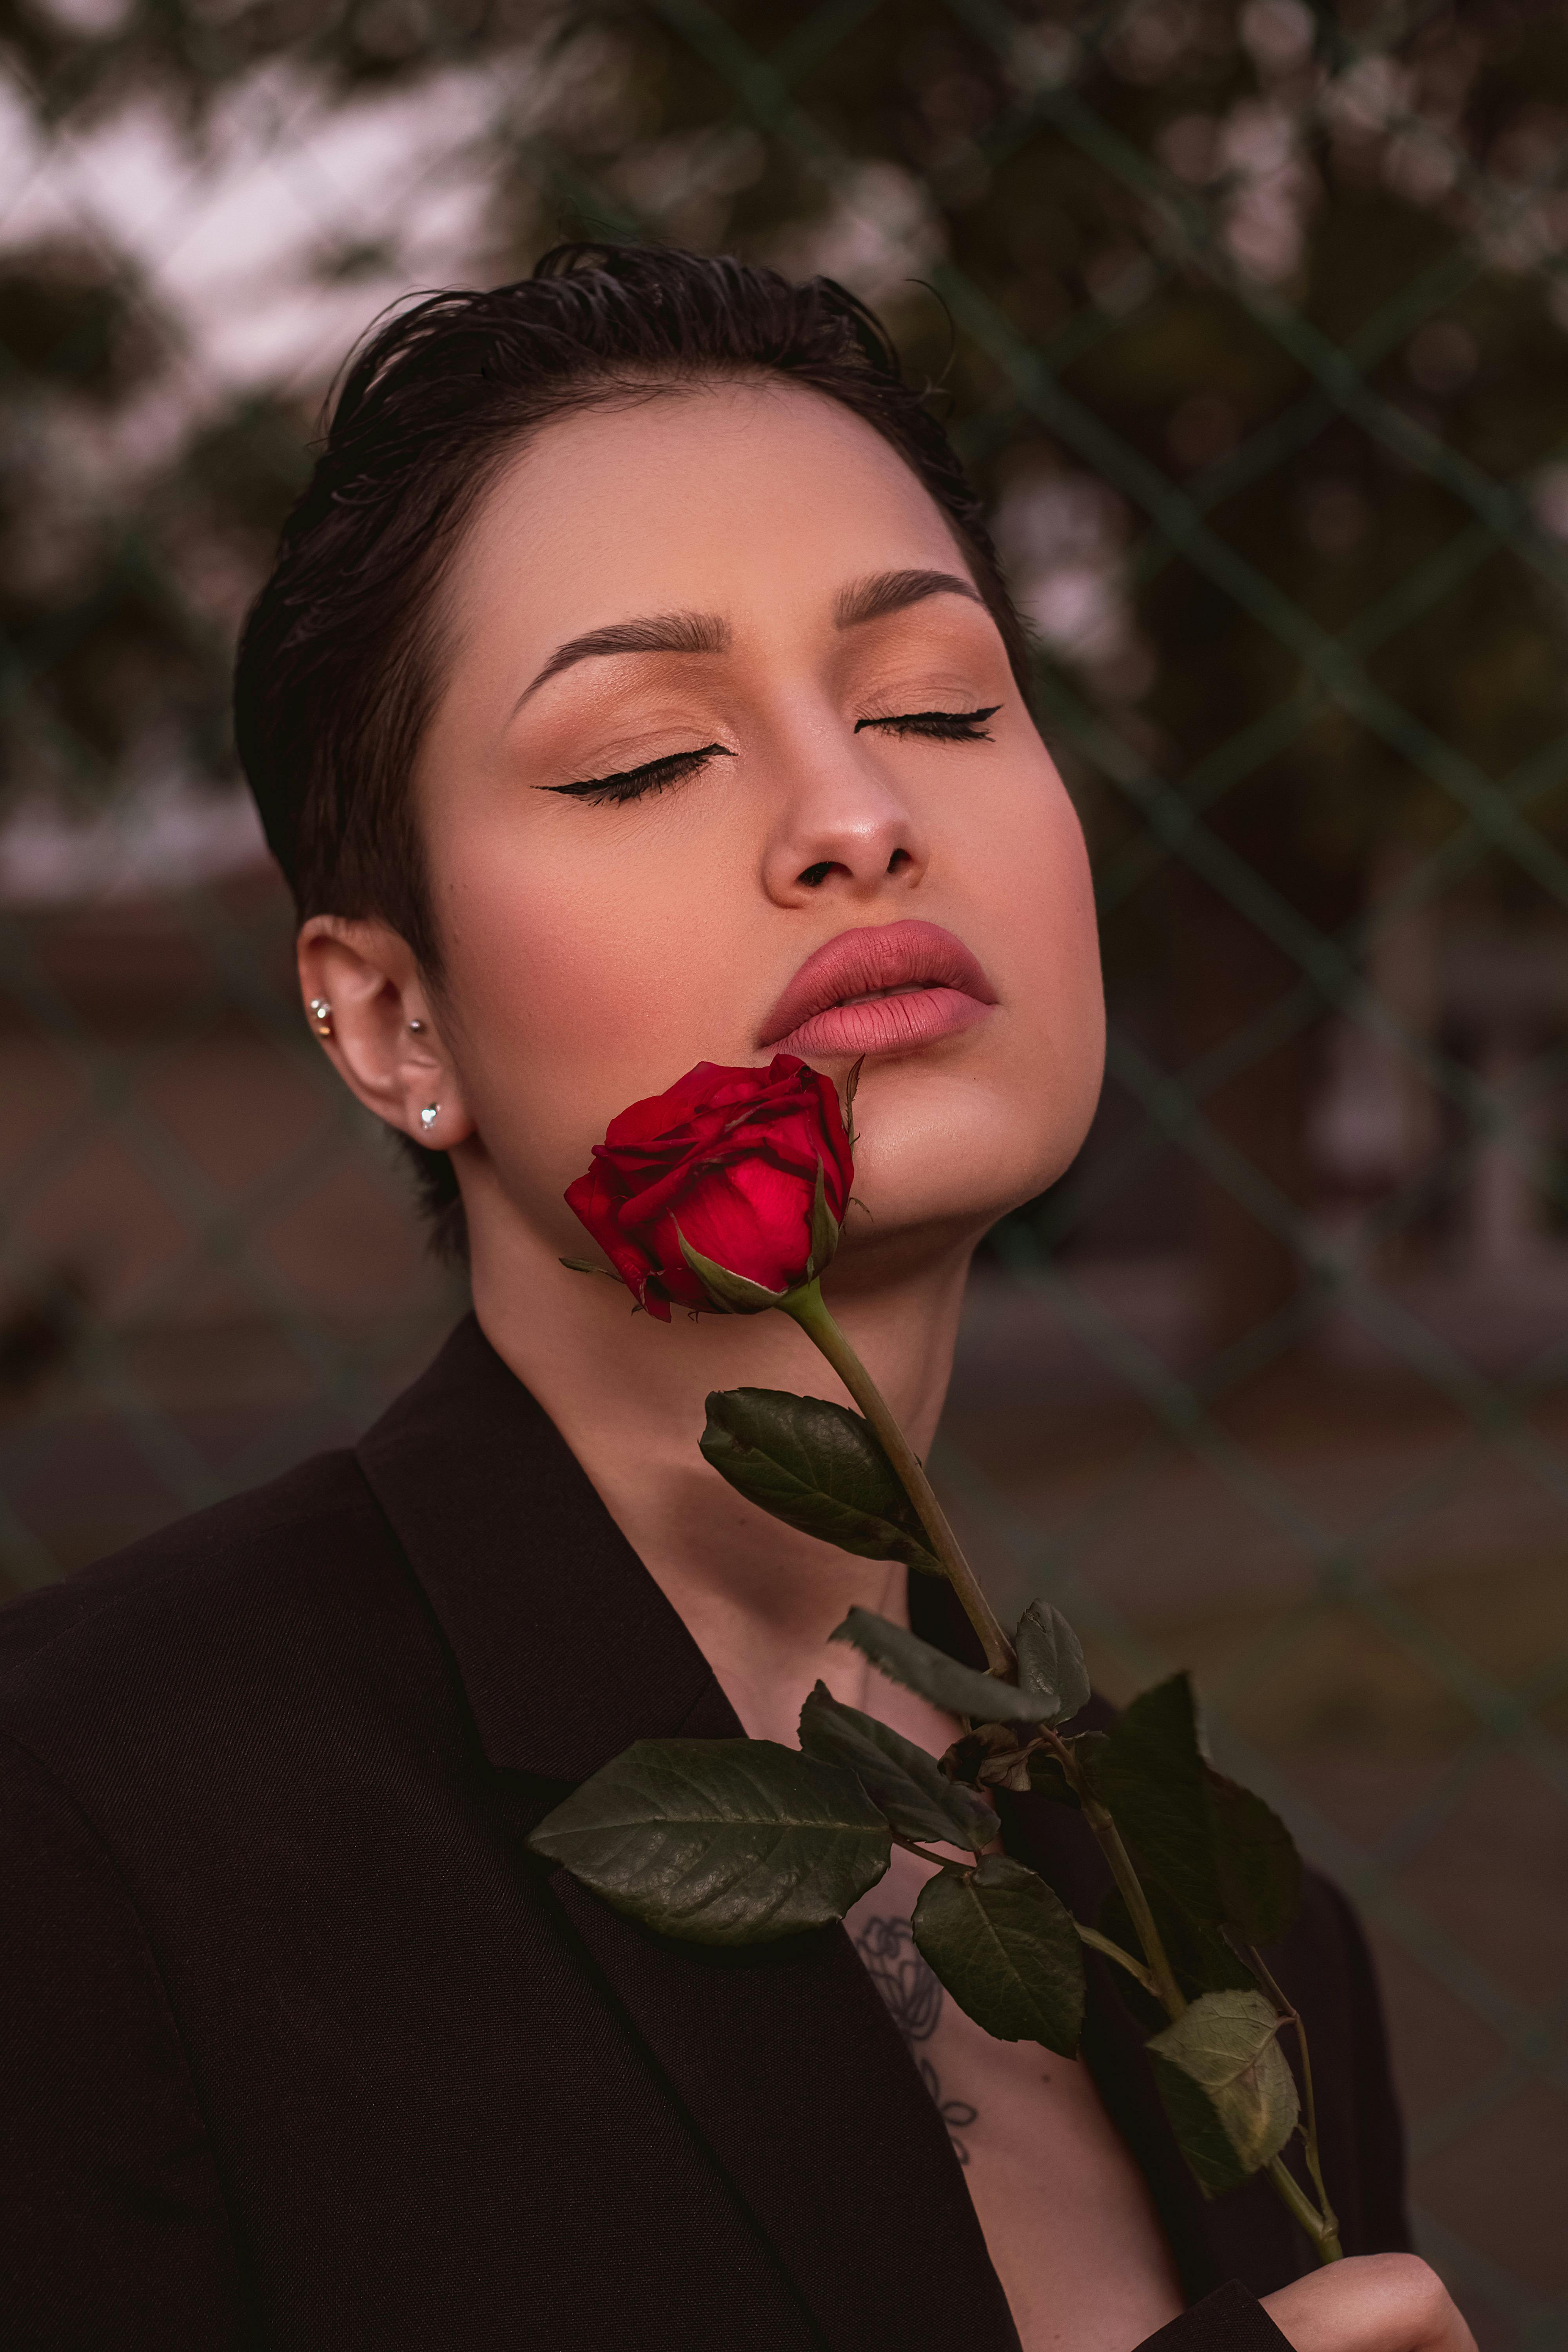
[515,610,728,708]
[834,568,985,628]
[514,568,983,711]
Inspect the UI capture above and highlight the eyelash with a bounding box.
[544,706,1002,806]
[543,746,731,804]
[853,704,1000,741]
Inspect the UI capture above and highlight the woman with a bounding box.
[0,246,1471,2352]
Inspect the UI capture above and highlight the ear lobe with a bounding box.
[296,915,474,1147]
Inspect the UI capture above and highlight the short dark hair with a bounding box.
[234,243,1031,1254]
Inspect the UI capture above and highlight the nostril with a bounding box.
[798,860,842,888]
[886,848,911,875]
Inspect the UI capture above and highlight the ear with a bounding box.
[297,916,473,1154]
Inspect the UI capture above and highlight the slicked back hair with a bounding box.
[234,243,1032,1253]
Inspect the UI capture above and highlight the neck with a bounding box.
[467,1205,977,1743]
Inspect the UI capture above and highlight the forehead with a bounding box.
[444,377,968,650]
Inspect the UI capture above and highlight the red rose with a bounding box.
[566,1056,854,1319]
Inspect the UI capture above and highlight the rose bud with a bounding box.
[564,1056,854,1319]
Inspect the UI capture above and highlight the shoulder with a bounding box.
[0,1722,249,2342]
[0,1446,421,1782]
[0,1444,383,1672]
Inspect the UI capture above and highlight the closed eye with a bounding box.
[542,703,998,806]
[541,743,734,804]
[855,705,1000,741]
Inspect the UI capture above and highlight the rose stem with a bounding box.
[780,1281,1015,1678]
[1045,1728,1186,2020]
[790,1256,1343,2264]
[1266,2158,1344,2266]
[1049,1731,1341,2265]
[891,1834,963,1872]
[1077,1923,1160,1997]
[782,1298,1341,2265]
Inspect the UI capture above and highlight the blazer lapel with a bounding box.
[358,1317,1021,2352]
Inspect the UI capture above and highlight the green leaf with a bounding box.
[1089,1676,1304,1947]
[526,1739,889,1945]
[798,1683,995,1855]
[702,1391,941,1575]
[1014,1600,1092,1724]
[1086,1684,1307,1957]
[1208,1771,1303,1948]
[1093,1675,1223,1925]
[676,1231,789,1315]
[912,1855,1085,2056]
[830,1607,1049,1725]
[1147,1989,1300,2197]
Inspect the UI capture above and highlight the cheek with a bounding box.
[1024,789,1102,1058]
[432,823,755,1188]
[961,759,1102,1055]
[1005,783,1105,1143]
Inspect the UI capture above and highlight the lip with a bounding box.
[758,919,998,1061]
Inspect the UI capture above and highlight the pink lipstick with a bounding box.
[758,919,997,1060]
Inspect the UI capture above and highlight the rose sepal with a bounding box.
[806,1156,841,1281]
[675,1229,795,1316]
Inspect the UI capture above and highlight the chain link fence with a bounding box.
[3,2,1565,2341]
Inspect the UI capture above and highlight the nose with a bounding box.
[760,733,930,908]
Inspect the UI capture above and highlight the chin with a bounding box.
[833,1059,1094,1276]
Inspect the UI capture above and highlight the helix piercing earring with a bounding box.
[307,997,333,1038]
[419,1104,439,1132]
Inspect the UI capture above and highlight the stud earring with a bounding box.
[408,1018,425,1034]
[419,1104,439,1132]
[307,996,333,1038]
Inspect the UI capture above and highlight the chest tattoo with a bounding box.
[853,1914,979,2164]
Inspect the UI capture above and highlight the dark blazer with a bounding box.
[0,1317,1407,2351]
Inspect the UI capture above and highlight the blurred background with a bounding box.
[2,0,1565,2338]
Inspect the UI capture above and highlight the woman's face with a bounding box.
[415,379,1104,1275]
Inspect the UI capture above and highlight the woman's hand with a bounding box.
[1262,2256,1475,2352]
